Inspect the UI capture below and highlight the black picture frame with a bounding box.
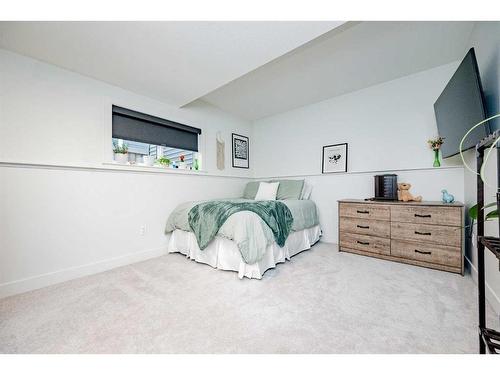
[232,133,249,169]
[322,143,348,173]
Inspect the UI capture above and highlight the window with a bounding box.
[111,106,201,168]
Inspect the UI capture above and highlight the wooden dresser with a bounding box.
[338,199,464,274]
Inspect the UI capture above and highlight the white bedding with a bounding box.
[167,225,321,279]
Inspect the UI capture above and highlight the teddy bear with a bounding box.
[397,183,422,202]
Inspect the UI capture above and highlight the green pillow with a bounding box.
[243,181,261,199]
[274,179,304,200]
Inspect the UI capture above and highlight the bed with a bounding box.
[165,181,321,279]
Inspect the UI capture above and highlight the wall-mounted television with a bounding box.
[434,48,489,158]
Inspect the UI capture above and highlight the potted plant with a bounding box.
[113,141,129,164]
[178,154,187,169]
[156,156,171,167]
[428,136,445,167]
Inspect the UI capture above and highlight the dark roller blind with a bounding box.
[112,105,202,152]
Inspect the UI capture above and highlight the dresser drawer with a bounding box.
[391,239,462,268]
[391,206,461,226]
[391,222,461,247]
[339,217,390,238]
[339,203,390,221]
[340,232,390,255]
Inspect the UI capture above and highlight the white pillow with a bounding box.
[300,182,313,200]
[254,182,280,200]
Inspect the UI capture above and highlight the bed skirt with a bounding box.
[167,225,322,279]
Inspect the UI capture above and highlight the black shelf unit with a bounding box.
[475,129,500,354]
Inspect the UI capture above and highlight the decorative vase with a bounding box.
[433,149,441,167]
[114,152,129,164]
[142,155,155,166]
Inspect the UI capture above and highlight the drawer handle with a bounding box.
[414,231,431,236]
[415,249,432,255]
[356,240,370,245]
[357,225,370,229]
[356,210,370,214]
[415,214,432,218]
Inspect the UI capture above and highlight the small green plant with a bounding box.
[466,202,498,238]
[156,157,171,166]
[469,202,499,221]
[113,141,128,154]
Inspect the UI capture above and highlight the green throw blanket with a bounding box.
[188,200,294,262]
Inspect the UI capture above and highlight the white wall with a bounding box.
[0,166,248,297]
[0,49,252,298]
[462,22,500,314]
[253,62,462,176]
[252,62,465,243]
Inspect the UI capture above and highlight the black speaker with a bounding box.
[374,174,398,201]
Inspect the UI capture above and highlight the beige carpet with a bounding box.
[0,242,497,353]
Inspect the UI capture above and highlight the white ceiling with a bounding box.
[0,21,477,122]
[0,21,343,107]
[202,21,476,120]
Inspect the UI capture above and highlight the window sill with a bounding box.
[0,160,251,179]
[101,162,208,175]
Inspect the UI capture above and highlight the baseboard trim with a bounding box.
[465,255,500,315]
[0,246,167,299]
[319,238,336,245]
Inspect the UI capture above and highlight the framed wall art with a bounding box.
[322,143,348,173]
[232,133,249,169]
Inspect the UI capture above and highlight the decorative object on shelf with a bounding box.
[427,136,445,167]
[156,157,171,167]
[178,154,187,169]
[322,143,348,173]
[194,152,202,171]
[216,131,225,170]
[397,183,422,202]
[142,155,155,166]
[441,189,455,204]
[113,141,129,164]
[232,133,249,169]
